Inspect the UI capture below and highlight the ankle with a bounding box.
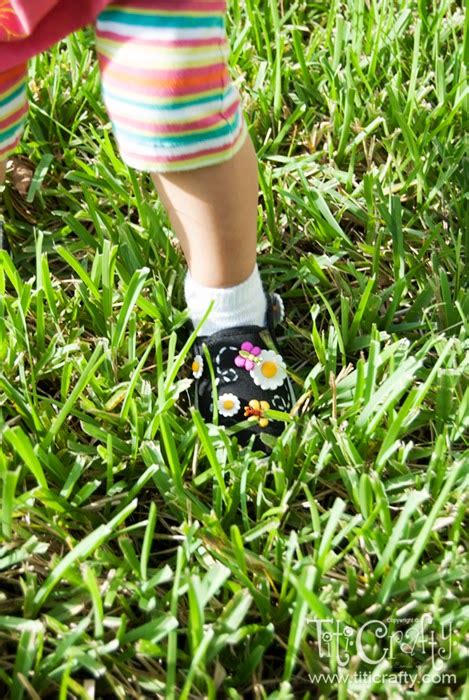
[185,264,267,336]
[187,262,258,289]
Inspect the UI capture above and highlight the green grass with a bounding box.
[0,0,468,698]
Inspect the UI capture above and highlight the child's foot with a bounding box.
[190,293,295,448]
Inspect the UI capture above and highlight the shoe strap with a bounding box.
[269,292,285,326]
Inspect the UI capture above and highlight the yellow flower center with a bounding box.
[192,360,200,373]
[223,399,234,410]
[261,360,278,378]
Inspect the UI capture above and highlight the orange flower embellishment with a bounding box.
[244,399,270,428]
[0,0,25,39]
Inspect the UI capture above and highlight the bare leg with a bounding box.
[151,135,258,288]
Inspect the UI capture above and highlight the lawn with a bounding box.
[0,0,468,698]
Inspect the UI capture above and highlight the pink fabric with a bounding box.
[0,0,112,70]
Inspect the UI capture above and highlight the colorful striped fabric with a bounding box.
[0,64,28,159]
[95,0,247,170]
[0,0,247,171]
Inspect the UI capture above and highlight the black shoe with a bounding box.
[191,293,296,449]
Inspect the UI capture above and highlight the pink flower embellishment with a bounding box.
[235,341,262,371]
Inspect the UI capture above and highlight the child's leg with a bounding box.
[151,134,258,288]
[0,64,29,187]
[95,0,265,333]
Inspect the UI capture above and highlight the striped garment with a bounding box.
[0,64,28,159]
[0,0,247,171]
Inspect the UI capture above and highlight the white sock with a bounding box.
[184,265,267,336]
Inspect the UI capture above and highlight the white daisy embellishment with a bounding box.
[250,349,287,390]
[218,392,241,417]
[191,354,204,379]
